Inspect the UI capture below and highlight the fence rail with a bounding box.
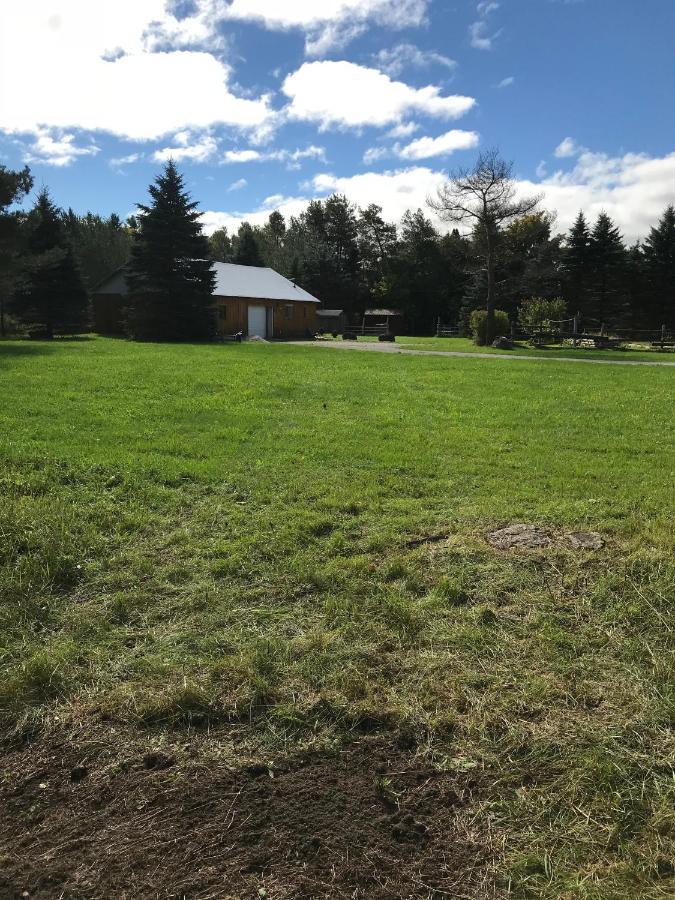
[433,317,673,349]
[343,324,391,336]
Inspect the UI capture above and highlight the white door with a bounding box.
[247,305,267,338]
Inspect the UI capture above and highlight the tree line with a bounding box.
[1,154,673,342]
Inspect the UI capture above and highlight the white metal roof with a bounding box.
[213,263,319,303]
[95,263,320,303]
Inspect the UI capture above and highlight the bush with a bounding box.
[518,297,567,333]
[470,309,510,345]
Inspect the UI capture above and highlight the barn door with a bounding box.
[247,305,267,338]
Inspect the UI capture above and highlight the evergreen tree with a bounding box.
[61,209,132,289]
[625,242,647,330]
[0,164,33,336]
[642,205,675,328]
[209,227,233,262]
[588,212,627,326]
[257,212,287,272]
[233,222,263,266]
[501,213,563,317]
[563,211,593,318]
[11,189,89,338]
[127,161,216,341]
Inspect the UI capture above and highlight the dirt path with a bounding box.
[292,340,675,368]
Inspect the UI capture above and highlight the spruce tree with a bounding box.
[0,164,33,336]
[563,212,592,319]
[588,213,627,326]
[11,189,89,338]
[642,205,675,328]
[233,222,263,267]
[127,161,216,341]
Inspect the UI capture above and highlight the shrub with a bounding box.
[470,309,510,345]
[518,297,567,334]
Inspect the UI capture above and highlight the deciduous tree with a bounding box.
[429,149,541,343]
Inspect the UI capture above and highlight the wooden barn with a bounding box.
[93,263,320,339]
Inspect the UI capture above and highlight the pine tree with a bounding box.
[642,205,675,328]
[208,227,233,263]
[127,161,216,341]
[0,164,33,336]
[588,213,627,326]
[563,211,593,319]
[233,222,263,266]
[11,189,89,338]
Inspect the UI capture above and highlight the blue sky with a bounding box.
[1,0,674,241]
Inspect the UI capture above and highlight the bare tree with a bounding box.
[429,149,542,343]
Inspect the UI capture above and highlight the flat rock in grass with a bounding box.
[488,523,551,550]
[567,531,604,550]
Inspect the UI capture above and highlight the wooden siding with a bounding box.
[92,293,317,339]
[214,296,316,339]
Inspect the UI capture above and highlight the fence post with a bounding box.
[436,316,440,337]
[510,319,515,341]
[662,324,667,348]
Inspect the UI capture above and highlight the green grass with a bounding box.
[1,336,674,897]
[329,334,675,363]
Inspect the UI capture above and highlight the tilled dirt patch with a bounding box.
[0,735,494,899]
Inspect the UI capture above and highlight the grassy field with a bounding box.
[323,334,675,363]
[1,336,674,898]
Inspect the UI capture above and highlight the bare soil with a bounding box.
[0,733,494,900]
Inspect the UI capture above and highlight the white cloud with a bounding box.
[228,178,248,191]
[312,167,450,221]
[282,61,475,130]
[477,1,499,14]
[469,0,501,50]
[374,42,456,77]
[555,136,582,158]
[397,129,480,160]
[22,128,100,167]
[469,21,502,49]
[153,134,218,162]
[0,1,273,142]
[201,147,675,246]
[363,146,389,165]
[223,145,326,166]
[497,76,515,88]
[224,149,264,163]
[517,149,675,242]
[222,0,429,55]
[200,165,448,235]
[201,196,310,234]
[109,153,141,168]
[386,122,420,139]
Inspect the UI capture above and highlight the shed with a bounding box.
[363,308,404,335]
[316,309,346,333]
[92,263,320,339]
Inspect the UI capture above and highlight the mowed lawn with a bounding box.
[324,333,675,363]
[1,337,674,898]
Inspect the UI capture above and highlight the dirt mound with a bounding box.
[0,735,493,899]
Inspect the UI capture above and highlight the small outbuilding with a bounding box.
[316,309,346,333]
[93,262,320,339]
[363,308,404,335]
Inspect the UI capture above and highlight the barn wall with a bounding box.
[214,296,317,338]
[93,294,318,339]
[93,293,126,335]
